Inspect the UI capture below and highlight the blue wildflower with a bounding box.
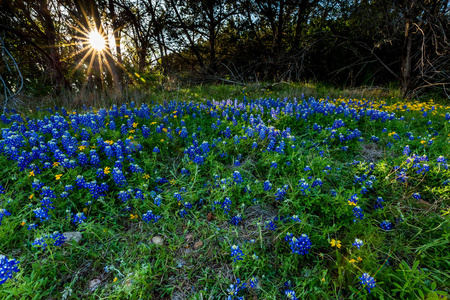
[359,273,376,293]
[0,255,20,285]
[352,238,363,249]
[231,245,244,262]
[380,220,392,230]
[143,210,161,223]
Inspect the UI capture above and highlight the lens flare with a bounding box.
[88,30,106,51]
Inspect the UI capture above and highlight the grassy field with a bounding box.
[0,84,449,299]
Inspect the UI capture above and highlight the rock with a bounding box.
[194,240,203,249]
[152,236,164,245]
[185,233,194,240]
[89,278,102,292]
[63,232,82,245]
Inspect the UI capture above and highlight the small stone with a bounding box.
[89,278,102,292]
[194,240,203,249]
[152,236,164,245]
[63,232,82,245]
[186,233,194,240]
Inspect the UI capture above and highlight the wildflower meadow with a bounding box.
[0,92,449,299]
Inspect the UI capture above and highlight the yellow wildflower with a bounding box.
[29,170,35,177]
[143,174,150,179]
[78,145,86,151]
[330,239,342,249]
[53,161,59,167]
[104,167,111,175]
[55,174,62,180]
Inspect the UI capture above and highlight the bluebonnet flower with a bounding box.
[143,210,161,223]
[32,232,66,250]
[153,147,160,153]
[265,220,277,231]
[437,156,446,163]
[40,197,54,210]
[311,178,323,188]
[234,159,241,167]
[34,208,50,222]
[353,206,364,222]
[72,212,86,226]
[154,195,162,206]
[231,245,244,262]
[352,238,363,249]
[291,215,301,222]
[250,276,258,288]
[271,161,278,168]
[112,168,127,187]
[0,255,20,285]
[0,209,11,226]
[374,197,384,209]
[0,184,4,194]
[230,214,242,225]
[135,189,145,200]
[285,290,299,300]
[118,190,131,203]
[233,171,243,184]
[360,186,368,194]
[252,142,258,149]
[227,278,246,300]
[32,179,44,191]
[412,193,421,200]
[403,145,411,156]
[264,180,272,191]
[285,233,311,255]
[348,194,358,206]
[359,273,376,293]
[275,185,289,201]
[380,220,392,230]
[27,223,38,230]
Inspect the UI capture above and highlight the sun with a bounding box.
[88,30,106,52]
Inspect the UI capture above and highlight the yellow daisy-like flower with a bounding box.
[357,256,363,262]
[29,170,35,177]
[29,194,34,200]
[321,278,325,282]
[113,277,117,283]
[349,259,357,263]
[21,221,26,226]
[132,122,138,128]
[106,140,114,145]
[78,145,86,151]
[161,139,164,142]
[83,207,88,213]
[55,174,62,180]
[150,122,157,125]
[162,128,167,133]
[104,167,111,175]
[330,239,342,249]
[53,161,59,167]
[129,130,135,133]
[127,136,134,140]
[143,174,150,179]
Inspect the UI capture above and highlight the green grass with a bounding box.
[0,85,449,299]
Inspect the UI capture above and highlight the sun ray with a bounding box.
[74,47,95,70]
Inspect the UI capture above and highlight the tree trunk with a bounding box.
[400,0,417,99]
